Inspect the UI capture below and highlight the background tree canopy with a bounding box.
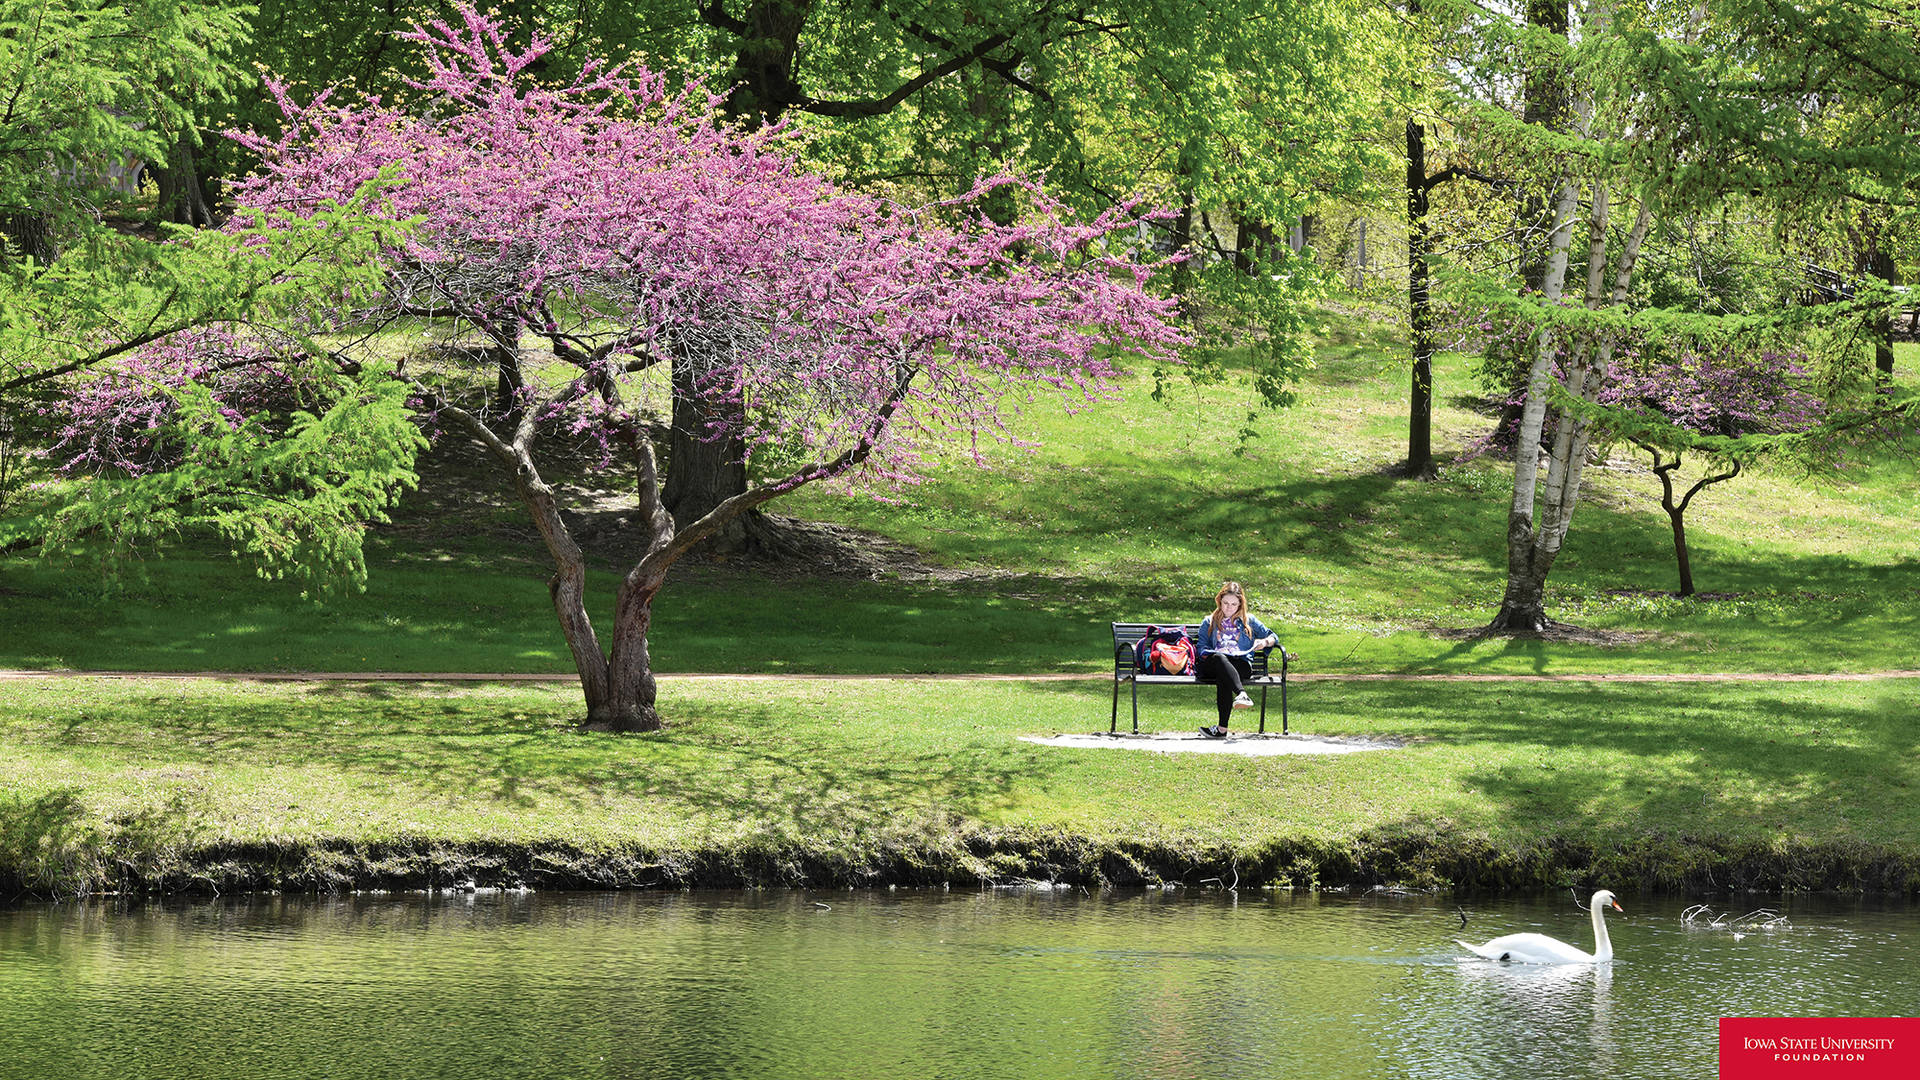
[2,0,1915,724]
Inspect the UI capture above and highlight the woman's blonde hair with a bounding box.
[1210,581,1251,634]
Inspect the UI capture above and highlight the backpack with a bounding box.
[1134,626,1195,676]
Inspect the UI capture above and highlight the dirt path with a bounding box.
[4,669,1919,683]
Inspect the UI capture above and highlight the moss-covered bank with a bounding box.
[5,676,1918,901]
[8,820,1919,901]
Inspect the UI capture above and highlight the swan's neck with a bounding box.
[1591,898,1613,962]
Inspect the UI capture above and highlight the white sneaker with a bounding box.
[1231,692,1253,709]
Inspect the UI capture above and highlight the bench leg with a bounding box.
[1131,678,1140,734]
[1110,677,1120,734]
[1259,684,1268,734]
[1282,664,1289,735]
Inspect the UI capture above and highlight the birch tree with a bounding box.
[1469,0,1920,633]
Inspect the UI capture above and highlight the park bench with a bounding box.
[1109,622,1292,735]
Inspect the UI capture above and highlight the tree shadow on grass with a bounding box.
[8,453,1917,678]
[1021,675,1920,888]
[41,689,1048,836]
[1274,678,1916,838]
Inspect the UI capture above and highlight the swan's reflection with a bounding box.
[1444,960,1616,1073]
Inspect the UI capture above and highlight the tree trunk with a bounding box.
[661,351,752,554]
[154,134,217,228]
[1488,170,1580,634]
[1488,0,1571,445]
[1289,214,1316,253]
[1648,450,1696,596]
[1,211,58,266]
[591,573,664,732]
[1869,247,1898,380]
[1235,216,1275,275]
[717,0,813,125]
[513,464,611,702]
[1487,541,1554,632]
[1352,218,1368,286]
[660,1,816,554]
[1518,0,1570,297]
[1405,115,1436,480]
[519,423,676,731]
[1169,146,1200,298]
[1646,445,1737,599]
[1668,506,1695,597]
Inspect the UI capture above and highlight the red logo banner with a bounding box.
[1721,1018,1920,1079]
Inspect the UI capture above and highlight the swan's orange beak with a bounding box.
[1611,900,1624,912]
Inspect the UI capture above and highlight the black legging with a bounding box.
[1198,652,1253,726]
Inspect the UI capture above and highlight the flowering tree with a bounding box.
[1593,348,1825,597]
[203,8,1180,731]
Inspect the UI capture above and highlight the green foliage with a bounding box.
[1178,254,1323,442]
[2,179,416,593]
[0,179,405,395]
[0,0,252,241]
[38,370,426,594]
[5,316,1915,678]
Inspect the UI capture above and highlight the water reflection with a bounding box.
[0,891,1914,1080]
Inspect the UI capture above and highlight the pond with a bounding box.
[1,889,1914,1078]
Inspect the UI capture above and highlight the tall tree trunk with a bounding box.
[964,61,1019,226]
[1487,169,1581,634]
[1169,145,1200,300]
[1868,247,1898,380]
[1406,114,1436,480]
[1289,214,1316,253]
[718,0,813,124]
[1490,0,1572,444]
[1235,216,1275,275]
[154,134,217,228]
[1488,1,1647,636]
[661,352,752,553]
[1352,218,1368,286]
[1,212,58,266]
[1490,184,1655,633]
[659,1,815,555]
[1518,0,1570,297]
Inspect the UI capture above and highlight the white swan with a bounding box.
[1457,890,1623,964]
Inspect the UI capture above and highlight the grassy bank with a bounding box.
[3,311,1916,898]
[4,675,1917,897]
[4,315,1916,678]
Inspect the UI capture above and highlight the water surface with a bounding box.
[1,890,1914,1078]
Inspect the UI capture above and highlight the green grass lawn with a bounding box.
[4,675,1916,894]
[3,310,1917,894]
[4,309,1914,677]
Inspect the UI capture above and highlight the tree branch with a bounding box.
[1676,457,1740,515]
[801,34,1013,118]
[633,361,917,578]
[900,21,1051,102]
[698,0,748,37]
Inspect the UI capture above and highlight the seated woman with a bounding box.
[1195,580,1282,739]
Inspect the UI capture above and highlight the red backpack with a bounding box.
[1135,627,1195,676]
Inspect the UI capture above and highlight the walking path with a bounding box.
[4,669,1919,683]
[7,667,1914,758]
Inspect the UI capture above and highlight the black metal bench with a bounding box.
[1110,622,1291,735]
